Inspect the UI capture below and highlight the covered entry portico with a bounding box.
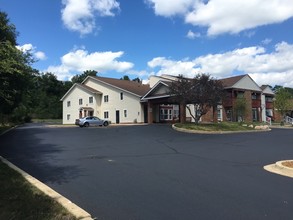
[79,107,94,118]
[146,98,186,123]
[141,79,187,124]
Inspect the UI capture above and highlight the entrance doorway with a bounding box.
[116,110,120,124]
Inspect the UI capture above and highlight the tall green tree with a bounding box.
[120,75,130,81]
[233,97,247,122]
[31,72,67,119]
[71,70,97,84]
[274,87,293,120]
[170,74,224,124]
[0,11,35,123]
[0,11,17,45]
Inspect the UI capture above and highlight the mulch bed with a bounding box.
[281,161,293,168]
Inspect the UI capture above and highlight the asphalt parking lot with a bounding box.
[0,123,293,220]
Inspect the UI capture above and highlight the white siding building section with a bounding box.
[84,78,145,124]
[61,85,100,124]
[61,76,150,124]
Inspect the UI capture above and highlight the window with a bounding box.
[89,96,93,103]
[160,109,172,120]
[237,92,244,98]
[252,108,258,121]
[251,93,257,100]
[67,114,70,120]
[124,110,127,117]
[120,92,123,100]
[104,111,109,119]
[104,95,109,103]
[266,96,273,102]
[226,109,232,121]
[67,101,71,107]
[79,98,83,105]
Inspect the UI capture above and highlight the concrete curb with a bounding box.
[0,156,93,220]
[264,160,293,178]
[172,124,271,134]
[269,125,293,129]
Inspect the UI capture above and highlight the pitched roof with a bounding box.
[78,83,101,94]
[261,85,275,95]
[89,76,151,97]
[142,80,171,100]
[60,83,101,101]
[219,75,246,88]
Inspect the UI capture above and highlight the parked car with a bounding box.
[75,116,109,127]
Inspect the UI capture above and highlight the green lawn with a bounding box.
[32,119,62,124]
[174,122,257,132]
[0,161,76,220]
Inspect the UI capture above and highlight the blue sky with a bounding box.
[1,0,293,87]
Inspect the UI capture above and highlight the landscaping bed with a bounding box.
[282,161,293,168]
[174,122,257,132]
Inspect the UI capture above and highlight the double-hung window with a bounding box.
[104,95,109,103]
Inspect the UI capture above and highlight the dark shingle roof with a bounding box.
[91,76,151,97]
[219,75,246,88]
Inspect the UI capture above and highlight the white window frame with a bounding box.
[89,96,93,104]
[104,111,109,119]
[67,101,71,107]
[79,98,83,105]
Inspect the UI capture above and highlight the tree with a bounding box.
[170,73,224,124]
[71,70,97,84]
[0,11,35,124]
[274,87,293,120]
[120,75,130,81]
[132,77,142,83]
[234,97,247,122]
[31,72,67,119]
[0,11,17,45]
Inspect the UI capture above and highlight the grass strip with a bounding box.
[0,161,76,220]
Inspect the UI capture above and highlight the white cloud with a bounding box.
[145,0,194,17]
[147,57,200,78]
[186,30,200,39]
[147,41,293,87]
[45,48,134,80]
[262,38,272,45]
[16,43,47,61]
[146,0,293,36]
[186,0,293,36]
[61,0,120,35]
[34,51,47,60]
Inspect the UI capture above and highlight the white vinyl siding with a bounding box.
[84,78,145,124]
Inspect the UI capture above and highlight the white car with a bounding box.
[75,116,109,127]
